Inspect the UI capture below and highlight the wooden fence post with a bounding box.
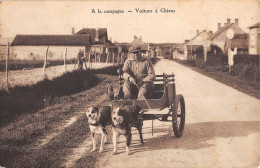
[43,46,49,78]
[64,48,67,72]
[112,52,115,66]
[98,53,101,68]
[106,52,109,65]
[6,43,10,91]
[88,50,91,68]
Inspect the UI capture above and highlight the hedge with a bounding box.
[233,54,260,65]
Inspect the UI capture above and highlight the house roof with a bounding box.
[11,35,91,46]
[190,30,212,41]
[75,28,108,43]
[209,23,246,40]
[248,22,260,29]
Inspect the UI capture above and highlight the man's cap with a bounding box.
[129,45,142,53]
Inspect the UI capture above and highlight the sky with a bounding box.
[0,0,259,43]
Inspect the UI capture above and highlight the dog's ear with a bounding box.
[86,107,92,113]
[93,106,98,112]
[118,107,127,117]
[123,105,135,114]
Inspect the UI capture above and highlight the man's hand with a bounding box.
[128,77,136,85]
[137,81,144,87]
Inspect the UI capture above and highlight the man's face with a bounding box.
[132,50,141,60]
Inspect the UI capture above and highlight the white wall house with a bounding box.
[11,34,91,60]
[11,46,86,60]
[248,22,260,55]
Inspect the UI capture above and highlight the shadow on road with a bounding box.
[129,121,260,154]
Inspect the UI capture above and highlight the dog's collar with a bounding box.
[90,122,100,126]
[112,123,129,129]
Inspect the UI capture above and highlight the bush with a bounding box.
[231,63,260,82]
[91,65,122,76]
[194,46,204,60]
[233,54,260,65]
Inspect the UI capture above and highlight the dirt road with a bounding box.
[97,59,260,168]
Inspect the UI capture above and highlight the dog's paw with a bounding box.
[90,148,96,152]
[99,149,104,153]
[112,151,117,155]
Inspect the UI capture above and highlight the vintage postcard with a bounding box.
[0,0,259,168]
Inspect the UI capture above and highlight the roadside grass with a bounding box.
[175,59,259,99]
[0,70,100,126]
[0,65,123,127]
[0,74,118,168]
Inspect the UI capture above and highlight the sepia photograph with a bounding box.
[0,0,259,167]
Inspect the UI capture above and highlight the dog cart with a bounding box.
[108,69,186,138]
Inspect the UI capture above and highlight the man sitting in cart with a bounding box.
[122,45,156,100]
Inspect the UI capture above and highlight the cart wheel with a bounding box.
[171,94,185,138]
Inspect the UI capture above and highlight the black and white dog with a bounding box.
[111,105,144,155]
[86,106,112,153]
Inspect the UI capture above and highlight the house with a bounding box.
[183,30,213,60]
[75,28,120,64]
[248,22,260,55]
[11,34,91,60]
[10,28,115,61]
[208,18,247,54]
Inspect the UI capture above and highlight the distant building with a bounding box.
[248,22,260,55]
[0,37,15,60]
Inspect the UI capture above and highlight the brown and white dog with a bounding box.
[111,105,144,155]
[86,106,112,153]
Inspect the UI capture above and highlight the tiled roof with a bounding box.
[11,35,91,46]
[209,23,246,40]
[248,22,260,29]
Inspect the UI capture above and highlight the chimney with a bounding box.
[72,27,75,35]
[140,36,142,41]
[209,31,213,36]
[203,29,206,32]
[95,28,99,41]
[235,18,239,26]
[225,23,227,26]
[197,30,199,35]
[227,18,231,25]
[218,23,221,30]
